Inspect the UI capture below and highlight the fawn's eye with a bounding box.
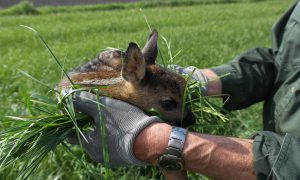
[160,97,177,111]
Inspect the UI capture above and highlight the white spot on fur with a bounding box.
[103,66,114,71]
[76,76,123,86]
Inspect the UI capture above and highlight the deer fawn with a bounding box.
[59,29,194,179]
[60,29,195,127]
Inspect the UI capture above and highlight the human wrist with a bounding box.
[133,122,172,165]
[202,69,222,95]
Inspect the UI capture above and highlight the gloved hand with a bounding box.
[68,91,163,168]
[168,64,208,95]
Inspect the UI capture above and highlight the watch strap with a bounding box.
[166,127,187,156]
[158,126,187,171]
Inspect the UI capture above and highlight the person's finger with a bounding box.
[80,130,104,163]
[72,91,101,119]
[66,130,96,146]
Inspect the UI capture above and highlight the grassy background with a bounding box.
[0,0,271,16]
[0,0,295,179]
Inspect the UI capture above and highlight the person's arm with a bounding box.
[134,122,255,180]
[211,48,276,111]
[175,47,276,111]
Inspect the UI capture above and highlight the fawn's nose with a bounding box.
[174,109,195,128]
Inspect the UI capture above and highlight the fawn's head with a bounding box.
[62,30,195,127]
[120,30,195,127]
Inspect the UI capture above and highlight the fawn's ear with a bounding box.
[122,42,146,83]
[142,29,158,65]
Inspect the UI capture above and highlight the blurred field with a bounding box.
[0,0,295,179]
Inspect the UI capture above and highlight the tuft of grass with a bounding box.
[0,91,90,179]
[185,79,231,135]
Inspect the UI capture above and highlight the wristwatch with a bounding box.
[157,126,187,171]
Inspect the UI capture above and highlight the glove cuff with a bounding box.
[120,116,163,166]
[188,66,208,96]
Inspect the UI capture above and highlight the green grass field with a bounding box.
[0,0,295,179]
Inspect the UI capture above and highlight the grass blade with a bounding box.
[95,89,111,180]
[20,25,74,86]
[18,69,58,93]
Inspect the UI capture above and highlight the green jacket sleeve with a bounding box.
[211,48,276,111]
